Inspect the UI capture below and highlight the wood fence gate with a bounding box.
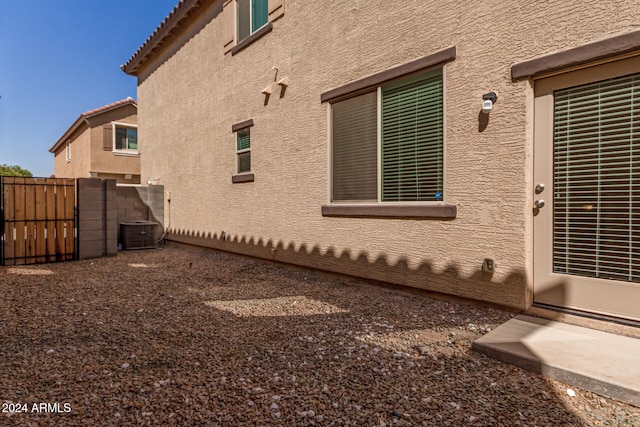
[1,177,77,266]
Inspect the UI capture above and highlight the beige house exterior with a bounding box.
[49,98,140,184]
[123,1,640,322]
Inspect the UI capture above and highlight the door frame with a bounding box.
[532,55,640,322]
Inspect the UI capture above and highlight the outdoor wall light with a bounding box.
[482,92,498,113]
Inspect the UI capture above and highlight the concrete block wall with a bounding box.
[77,180,165,259]
[117,186,149,222]
[116,184,165,243]
[77,178,118,259]
[146,185,165,228]
[104,180,117,255]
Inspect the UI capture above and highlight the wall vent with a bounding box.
[120,221,158,250]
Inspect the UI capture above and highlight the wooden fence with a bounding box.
[1,177,76,265]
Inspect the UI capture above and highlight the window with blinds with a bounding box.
[553,72,640,283]
[382,72,443,201]
[331,69,444,203]
[332,92,378,201]
[236,128,251,173]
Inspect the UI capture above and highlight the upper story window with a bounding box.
[331,69,444,203]
[113,123,138,154]
[231,119,255,183]
[237,0,268,42]
[65,141,71,162]
[224,0,283,55]
[236,127,251,173]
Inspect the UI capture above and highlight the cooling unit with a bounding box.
[120,221,158,250]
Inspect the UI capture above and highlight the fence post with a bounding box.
[104,179,117,256]
[77,178,117,259]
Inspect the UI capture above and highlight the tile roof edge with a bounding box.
[81,97,137,118]
[121,0,205,76]
[48,115,87,153]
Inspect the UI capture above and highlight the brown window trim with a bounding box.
[321,204,457,219]
[231,22,273,56]
[511,30,640,81]
[232,118,254,132]
[320,46,456,103]
[232,173,255,184]
[232,121,253,181]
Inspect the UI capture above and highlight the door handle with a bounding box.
[534,199,545,209]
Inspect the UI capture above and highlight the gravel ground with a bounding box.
[1,245,639,426]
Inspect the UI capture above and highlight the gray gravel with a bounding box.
[1,245,639,426]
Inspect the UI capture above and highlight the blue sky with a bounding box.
[0,0,178,177]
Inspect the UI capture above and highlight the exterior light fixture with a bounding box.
[482,92,498,113]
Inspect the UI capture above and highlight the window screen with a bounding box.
[237,0,251,41]
[332,92,378,201]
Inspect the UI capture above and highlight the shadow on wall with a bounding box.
[116,184,165,245]
[478,110,490,132]
[166,227,529,311]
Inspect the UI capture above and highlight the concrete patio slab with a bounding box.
[473,314,640,407]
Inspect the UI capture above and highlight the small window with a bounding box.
[331,69,444,203]
[237,0,268,42]
[65,141,71,162]
[236,127,251,173]
[113,124,138,153]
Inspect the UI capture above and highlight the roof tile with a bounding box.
[81,97,136,118]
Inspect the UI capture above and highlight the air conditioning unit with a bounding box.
[120,221,158,250]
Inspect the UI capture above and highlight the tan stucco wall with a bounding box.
[53,105,139,183]
[53,126,91,178]
[135,0,640,310]
[87,105,139,177]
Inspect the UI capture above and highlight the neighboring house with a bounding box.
[122,0,640,323]
[49,98,140,184]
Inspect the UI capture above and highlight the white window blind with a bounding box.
[331,69,444,203]
[554,73,640,283]
[237,128,251,173]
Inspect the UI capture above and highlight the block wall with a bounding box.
[77,178,117,259]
